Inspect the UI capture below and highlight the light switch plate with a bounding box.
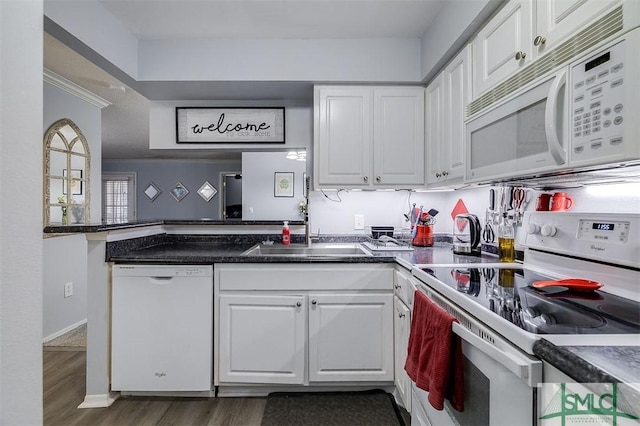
[354,214,365,230]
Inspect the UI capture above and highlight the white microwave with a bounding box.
[465,28,640,183]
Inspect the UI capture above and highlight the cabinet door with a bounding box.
[218,294,306,384]
[315,87,372,187]
[535,0,616,58]
[308,293,393,382]
[442,45,471,183]
[426,75,444,184]
[373,88,425,186]
[472,0,533,98]
[394,296,412,412]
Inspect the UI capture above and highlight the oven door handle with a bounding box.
[452,322,541,387]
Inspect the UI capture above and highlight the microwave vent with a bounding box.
[479,163,640,189]
[467,5,623,118]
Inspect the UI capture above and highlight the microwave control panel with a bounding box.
[571,39,626,163]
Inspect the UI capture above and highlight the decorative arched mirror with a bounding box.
[44,118,90,226]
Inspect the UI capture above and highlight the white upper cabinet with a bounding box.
[473,0,617,98]
[314,86,425,189]
[535,0,619,56]
[315,87,372,187]
[372,88,425,186]
[427,46,471,186]
[473,0,533,99]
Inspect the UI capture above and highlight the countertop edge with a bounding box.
[532,338,619,384]
[44,220,306,234]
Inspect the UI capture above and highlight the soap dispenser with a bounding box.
[282,221,290,245]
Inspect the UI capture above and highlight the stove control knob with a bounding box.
[539,313,556,325]
[527,224,541,235]
[541,224,557,237]
[525,307,539,317]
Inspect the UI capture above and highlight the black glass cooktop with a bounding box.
[420,266,640,336]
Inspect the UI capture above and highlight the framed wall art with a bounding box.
[170,182,190,202]
[176,107,285,144]
[197,181,218,202]
[274,172,294,197]
[143,182,162,201]
[62,169,83,195]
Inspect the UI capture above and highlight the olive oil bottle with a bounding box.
[498,214,515,263]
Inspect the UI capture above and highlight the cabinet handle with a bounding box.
[435,172,441,178]
[311,299,317,305]
[394,284,401,289]
[515,51,526,61]
[442,170,449,177]
[534,36,546,46]
[363,176,368,183]
[375,176,381,183]
[296,301,302,307]
[398,313,405,318]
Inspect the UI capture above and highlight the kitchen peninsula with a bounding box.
[43,220,640,413]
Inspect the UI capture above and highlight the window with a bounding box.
[102,173,136,224]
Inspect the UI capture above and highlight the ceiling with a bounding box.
[43,0,447,160]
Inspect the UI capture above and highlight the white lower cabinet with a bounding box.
[309,293,394,382]
[218,294,306,384]
[215,263,394,386]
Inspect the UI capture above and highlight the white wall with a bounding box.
[307,183,640,237]
[308,188,490,236]
[420,0,503,82]
[43,0,139,78]
[140,38,421,82]
[43,235,88,339]
[42,82,103,339]
[0,0,44,423]
[243,152,308,221]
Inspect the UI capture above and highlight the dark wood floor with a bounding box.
[44,350,266,426]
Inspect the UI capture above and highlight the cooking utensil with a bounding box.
[483,220,495,243]
[532,278,603,292]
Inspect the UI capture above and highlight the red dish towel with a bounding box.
[405,290,464,412]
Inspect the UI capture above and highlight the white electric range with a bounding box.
[409,212,640,426]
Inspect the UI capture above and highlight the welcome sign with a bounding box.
[176,107,285,143]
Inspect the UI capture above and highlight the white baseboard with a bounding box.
[43,318,87,343]
[78,392,119,409]
[217,384,395,398]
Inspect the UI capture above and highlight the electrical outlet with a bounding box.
[354,214,365,230]
[64,282,73,298]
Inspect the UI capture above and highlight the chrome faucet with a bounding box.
[305,175,312,247]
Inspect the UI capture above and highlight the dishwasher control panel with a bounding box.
[113,265,213,277]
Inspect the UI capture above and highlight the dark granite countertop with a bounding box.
[106,233,500,266]
[533,339,640,388]
[43,219,305,234]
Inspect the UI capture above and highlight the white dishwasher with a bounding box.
[111,264,213,392]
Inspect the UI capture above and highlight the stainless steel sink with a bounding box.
[241,243,371,257]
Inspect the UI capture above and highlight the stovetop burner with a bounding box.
[420,266,640,336]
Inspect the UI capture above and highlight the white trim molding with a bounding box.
[78,392,120,409]
[44,68,111,109]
